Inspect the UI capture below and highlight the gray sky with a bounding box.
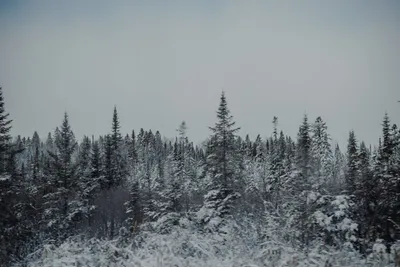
[1,1,399,148]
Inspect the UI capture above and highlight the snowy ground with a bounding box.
[17,218,396,267]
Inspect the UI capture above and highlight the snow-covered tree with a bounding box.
[311,116,333,187]
[345,130,358,195]
[42,113,79,240]
[200,92,241,229]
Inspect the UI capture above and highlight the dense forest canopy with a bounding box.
[0,87,399,266]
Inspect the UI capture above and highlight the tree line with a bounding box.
[0,87,399,265]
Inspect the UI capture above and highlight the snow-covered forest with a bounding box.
[0,86,399,266]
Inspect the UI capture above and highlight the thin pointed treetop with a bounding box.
[272,116,278,140]
[381,112,393,163]
[207,91,240,179]
[112,106,121,135]
[177,121,188,140]
[209,91,240,134]
[111,106,122,150]
[55,112,77,159]
[0,87,12,145]
[0,87,12,173]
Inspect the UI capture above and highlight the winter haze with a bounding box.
[1,0,400,145]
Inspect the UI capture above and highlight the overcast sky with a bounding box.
[1,1,399,148]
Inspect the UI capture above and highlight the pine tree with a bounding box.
[0,87,21,265]
[125,178,142,232]
[90,140,102,181]
[31,134,41,182]
[128,130,138,167]
[87,140,102,230]
[268,118,286,207]
[311,116,333,187]
[292,115,314,247]
[110,106,126,187]
[346,130,358,194]
[163,141,183,214]
[77,136,95,227]
[43,112,78,239]
[111,106,122,151]
[102,134,114,189]
[295,114,312,190]
[0,87,12,173]
[332,144,345,192]
[356,141,377,250]
[272,116,278,142]
[374,113,400,243]
[380,112,393,165]
[201,92,241,226]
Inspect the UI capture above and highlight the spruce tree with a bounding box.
[77,136,94,227]
[346,130,358,194]
[32,136,41,182]
[125,178,142,232]
[375,113,400,243]
[356,141,377,250]
[128,130,138,166]
[90,140,102,181]
[110,106,126,187]
[268,118,285,207]
[295,114,312,189]
[44,112,78,239]
[0,87,20,265]
[311,116,333,187]
[0,87,12,173]
[202,92,241,226]
[329,143,345,194]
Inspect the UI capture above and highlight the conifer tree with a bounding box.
[128,130,138,166]
[163,141,183,214]
[31,134,41,182]
[0,87,21,265]
[202,92,241,226]
[295,114,312,189]
[374,113,400,242]
[268,118,286,207]
[0,87,12,173]
[43,112,78,239]
[346,130,358,194]
[356,141,377,249]
[292,115,314,247]
[90,140,102,182]
[311,116,333,187]
[110,106,126,188]
[327,143,344,195]
[77,136,95,227]
[125,178,142,232]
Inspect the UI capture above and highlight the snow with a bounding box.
[0,175,10,181]
[18,219,396,267]
[307,191,319,204]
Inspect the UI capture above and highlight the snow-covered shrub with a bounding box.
[367,239,391,267]
[17,218,391,267]
[312,194,358,247]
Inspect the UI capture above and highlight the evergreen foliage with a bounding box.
[1,88,399,266]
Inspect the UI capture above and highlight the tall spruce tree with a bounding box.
[0,87,21,265]
[77,136,94,227]
[295,114,312,189]
[43,112,78,239]
[346,130,358,195]
[375,113,399,243]
[0,87,12,173]
[356,141,377,250]
[110,106,126,187]
[293,115,314,247]
[202,92,241,226]
[311,116,333,187]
